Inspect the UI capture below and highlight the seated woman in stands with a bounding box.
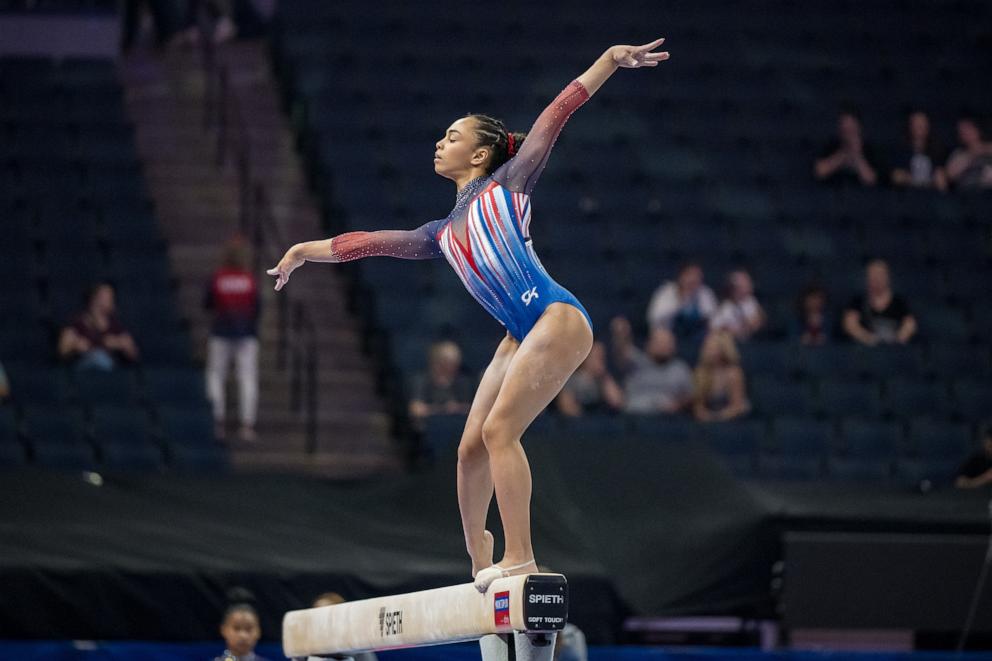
[692,331,750,423]
[58,283,139,371]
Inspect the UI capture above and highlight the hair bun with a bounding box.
[225,586,257,607]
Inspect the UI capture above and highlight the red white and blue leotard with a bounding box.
[329,79,594,341]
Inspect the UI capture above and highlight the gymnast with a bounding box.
[268,38,670,592]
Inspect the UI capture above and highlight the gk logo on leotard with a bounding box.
[520,287,539,306]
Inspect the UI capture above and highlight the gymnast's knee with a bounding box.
[481,415,518,452]
[457,431,487,465]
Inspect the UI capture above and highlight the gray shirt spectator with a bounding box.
[409,341,475,425]
[946,117,992,190]
[611,318,694,415]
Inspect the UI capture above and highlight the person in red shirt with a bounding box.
[205,237,260,442]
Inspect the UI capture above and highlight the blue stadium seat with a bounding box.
[905,418,971,462]
[750,376,815,417]
[158,406,216,447]
[142,368,210,407]
[31,440,96,469]
[702,419,764,476]
[91,406,153,447]
[423,414,468,456]
[6,367,73,406]
[627,415,697,441]
[816,380,883,419]
[883,378,950,419]
[949,380,992,420]
[100,440,164,471]
[759,417,831,479]
[556,414,626,440]
[0,407,18,443]
[167,444,228,472]
[739,342,792,377]
[73,369,140,407]
[0,439,28,467]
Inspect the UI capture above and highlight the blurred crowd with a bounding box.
[814,110,992,191]
[408,257,920,428]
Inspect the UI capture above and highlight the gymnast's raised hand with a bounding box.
[608,38,669,69]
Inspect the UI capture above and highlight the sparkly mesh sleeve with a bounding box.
[492,79,590,195]
[329,219,445,262]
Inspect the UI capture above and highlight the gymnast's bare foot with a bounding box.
[473,558,538,593]
[470,530,495,578]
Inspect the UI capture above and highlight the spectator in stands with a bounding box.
[692,331,750,423]
[0,360,8,402]
[58,283,139,371]
[122,0,182,51]
[955,426,992,490]
[556,341,624,417]
[795,285,832,346]
[181,0,238,46]
[216,594,269,661]
[205,237,260,442]
[611,317,694,415]
[946,116,992,191]
[710,269,765,341]
[408,341,475,427]
[647,262,717,340]
[813,109,881,187]
[842,259,916,346]
[890,111,948,192]
[312,593,378,661]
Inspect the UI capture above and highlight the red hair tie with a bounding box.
[507,133,516,157]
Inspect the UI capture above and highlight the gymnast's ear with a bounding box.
[471,145,491,167]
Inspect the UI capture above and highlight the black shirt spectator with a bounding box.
[956,429,992,490]
[843,260,916,346]
[846,294,911,342]
[814,110,882,187]
[890,111,948,191]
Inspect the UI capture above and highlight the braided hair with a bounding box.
[465,113,527,174]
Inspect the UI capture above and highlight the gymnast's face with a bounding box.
[434,118,491,180]
[221,610,261,657]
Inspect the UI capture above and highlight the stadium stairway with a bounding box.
[118,42,397,476]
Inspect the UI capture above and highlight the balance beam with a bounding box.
[282,573,568,658]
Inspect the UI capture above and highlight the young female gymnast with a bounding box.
[268,38,670,592]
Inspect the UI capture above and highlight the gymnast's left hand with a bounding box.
[267,245,305,291]
[609,38,670,68]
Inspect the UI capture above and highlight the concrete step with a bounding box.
[123,39,395,476]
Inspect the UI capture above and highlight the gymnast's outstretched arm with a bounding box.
[267,219,444,291]
[493,37,669,195]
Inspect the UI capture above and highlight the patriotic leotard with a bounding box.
[329,79,593,341]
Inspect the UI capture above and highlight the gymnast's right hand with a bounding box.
[267,245,305,291]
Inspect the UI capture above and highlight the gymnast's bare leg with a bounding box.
[457,333,519,577]
[471,302,593,590]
